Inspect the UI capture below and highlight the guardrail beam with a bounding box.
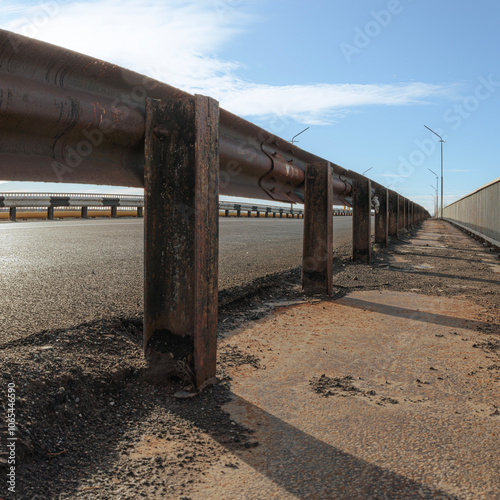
[144,95,219,388]
[302,162,333,294]
[353,179,372,263]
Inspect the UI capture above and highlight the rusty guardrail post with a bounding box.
[81,206,88,218]
[137,206,144,218]
[302,162,333,294]
[353,179,372,263]
[388,191,398,237]
[144,95,219,388]
[398,195,404,237]
[235,204,241,217]
[9,207,16,222]
[47,206,54,220]
[375,187,389,249]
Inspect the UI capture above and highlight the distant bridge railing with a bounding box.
[0,194,355,221]
[0,193,144,220]
[443,177,500,250]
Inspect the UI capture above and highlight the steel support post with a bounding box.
[404,199,409,229]
[388,192,398,237]
[144,95,219,388]
[374,187,389,249]
[137,206,144,218]
[302,162,333,294]
[9,207,16,222]
[235,205,241,217]
[111,206,118,218]
[353,179,372,263]
[397,195,404,237]
[273,212,276,218]
[265,208,269,218]
[47,206,54,220]
[81,206,88,218]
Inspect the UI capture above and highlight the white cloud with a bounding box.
[4,0,457,125]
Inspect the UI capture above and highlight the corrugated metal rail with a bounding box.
[0,30,429,387]
[443,177,500,249]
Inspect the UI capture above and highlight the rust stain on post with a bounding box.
[398,195,404,237]
[353,179,371,263]
[144,95,219,388]
[388,191,398,237]
[375,187,389,248]
[302,162,333,294]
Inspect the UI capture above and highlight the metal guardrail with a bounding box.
[0,30,429,387]
[443,177,500,249]
[0,193,144,220]
[0,194,358,220]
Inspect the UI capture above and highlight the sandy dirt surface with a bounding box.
[0,220,498,499]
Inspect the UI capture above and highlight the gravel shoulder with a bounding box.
[0,219,498,499]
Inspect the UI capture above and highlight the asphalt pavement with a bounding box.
[0,217,355,340]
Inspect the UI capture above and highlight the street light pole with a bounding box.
[428,168,439,218]
[424,126,444,218]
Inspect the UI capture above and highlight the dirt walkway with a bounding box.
[1,220,499,499]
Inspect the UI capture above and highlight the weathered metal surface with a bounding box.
[375,187,389,248]
[398,195,404,236]
[388,191,398,237]
[0,29,425,211]
[352,179,371,262]
[144,95,219,388]
[302,162,333,294]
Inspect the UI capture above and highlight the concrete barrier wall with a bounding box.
[443,177,500,246]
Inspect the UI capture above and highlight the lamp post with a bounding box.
[290,127,310,144]
[424,125,444,218]
[428,168,439,218]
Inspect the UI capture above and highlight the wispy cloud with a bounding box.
[5,0,458,125]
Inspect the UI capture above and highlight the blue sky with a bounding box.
[1,0,499,213]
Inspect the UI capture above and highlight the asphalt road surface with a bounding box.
[0,217,356,341]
